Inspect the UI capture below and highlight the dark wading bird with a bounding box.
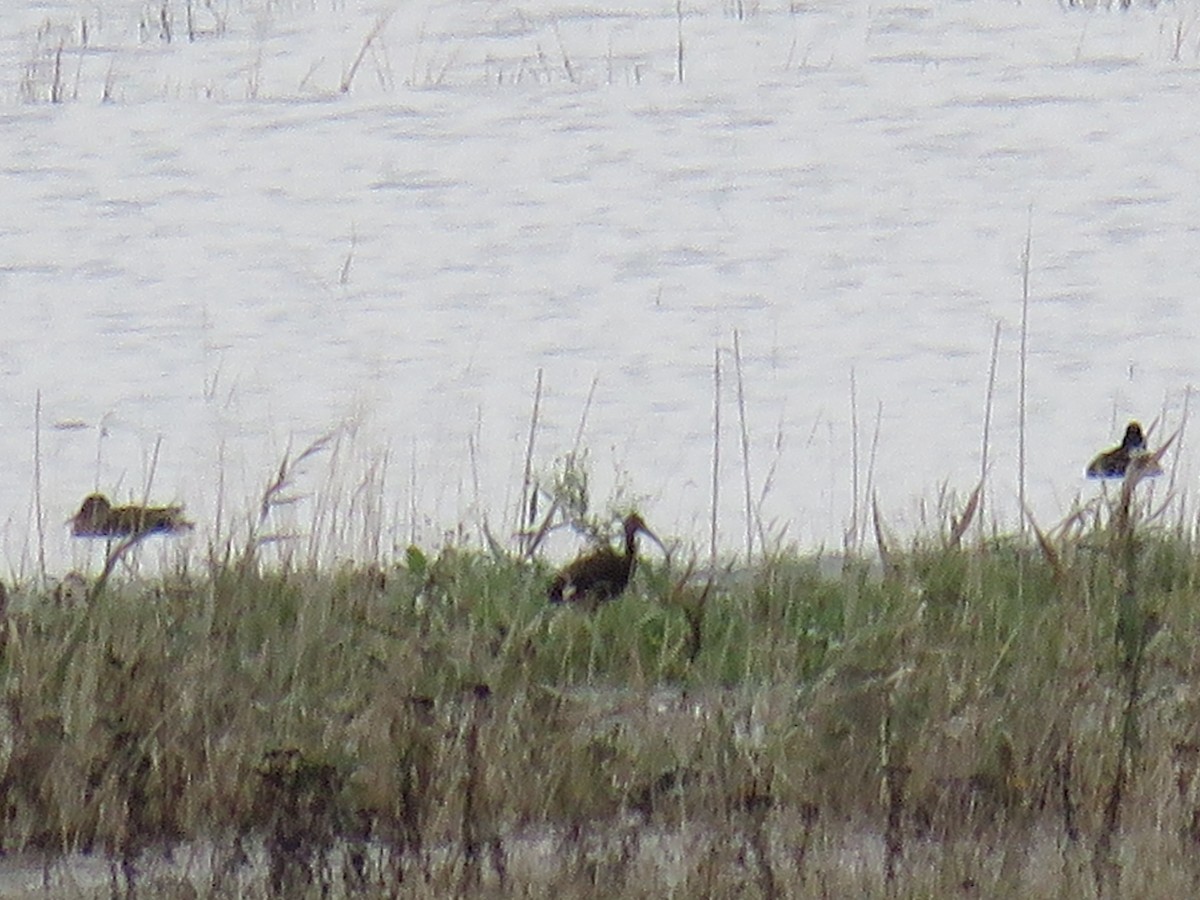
[1086,421,1162,479]
[549,513,665,608]
[70,493,194,538]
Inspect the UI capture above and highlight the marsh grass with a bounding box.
[4,482,1200,897]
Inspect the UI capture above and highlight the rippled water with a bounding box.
[2,0,1198,574]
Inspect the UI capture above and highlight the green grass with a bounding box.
[4,504,1200,897]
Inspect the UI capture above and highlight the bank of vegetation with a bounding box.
[1,469,1198,899]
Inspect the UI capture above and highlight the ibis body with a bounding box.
[549,513,661,607]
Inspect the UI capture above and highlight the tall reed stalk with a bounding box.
[711,345,721,567]
[1018,213,1032,536]
[733,330,754,563]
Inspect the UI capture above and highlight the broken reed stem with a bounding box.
[733,330,753,562]
[871,493,896,579]
[94,418,107,492]
[863,401,882,550]
[142,434,163,505]
[51,42,63,104]
[572,376,598,458]
[339,225,356,286]
[1168,386,1191,500]
[340,10,396,93]
[212,439,228,567]
[519,369,543,547]
[468,410,482,518]
[752,416,786,553]
[552,23,577,83]
[409,435,418,547]
[676,0,685,82]
[33,390,46,581]
[89,532,151,604]
[980,320,1002,537]
[711,345,721,567]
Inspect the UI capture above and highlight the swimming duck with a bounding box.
[70,493,193,538]
[1086,422,1161,479]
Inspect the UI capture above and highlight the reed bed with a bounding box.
[0,479,1198,899]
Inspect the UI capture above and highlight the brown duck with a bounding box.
[549,513,664,607]
[1086,421,1162,479]
[70,493,194,538]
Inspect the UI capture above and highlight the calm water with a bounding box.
[1,0,1198,575]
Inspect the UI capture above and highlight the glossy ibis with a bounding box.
[548,513,664,608]
[70,493,194,538]
[1086,421,1161,479]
